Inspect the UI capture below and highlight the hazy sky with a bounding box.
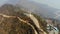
[0,0,8,6]
[0,0,60,9]
[31,0,60,9]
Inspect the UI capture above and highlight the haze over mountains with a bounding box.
[1,0,60,20]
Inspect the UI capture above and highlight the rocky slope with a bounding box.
[0,4,48,34]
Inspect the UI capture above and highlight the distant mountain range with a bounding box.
[4,0,60,20]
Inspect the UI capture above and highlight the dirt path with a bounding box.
[0,13,38,34]
[24,13,47,34]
